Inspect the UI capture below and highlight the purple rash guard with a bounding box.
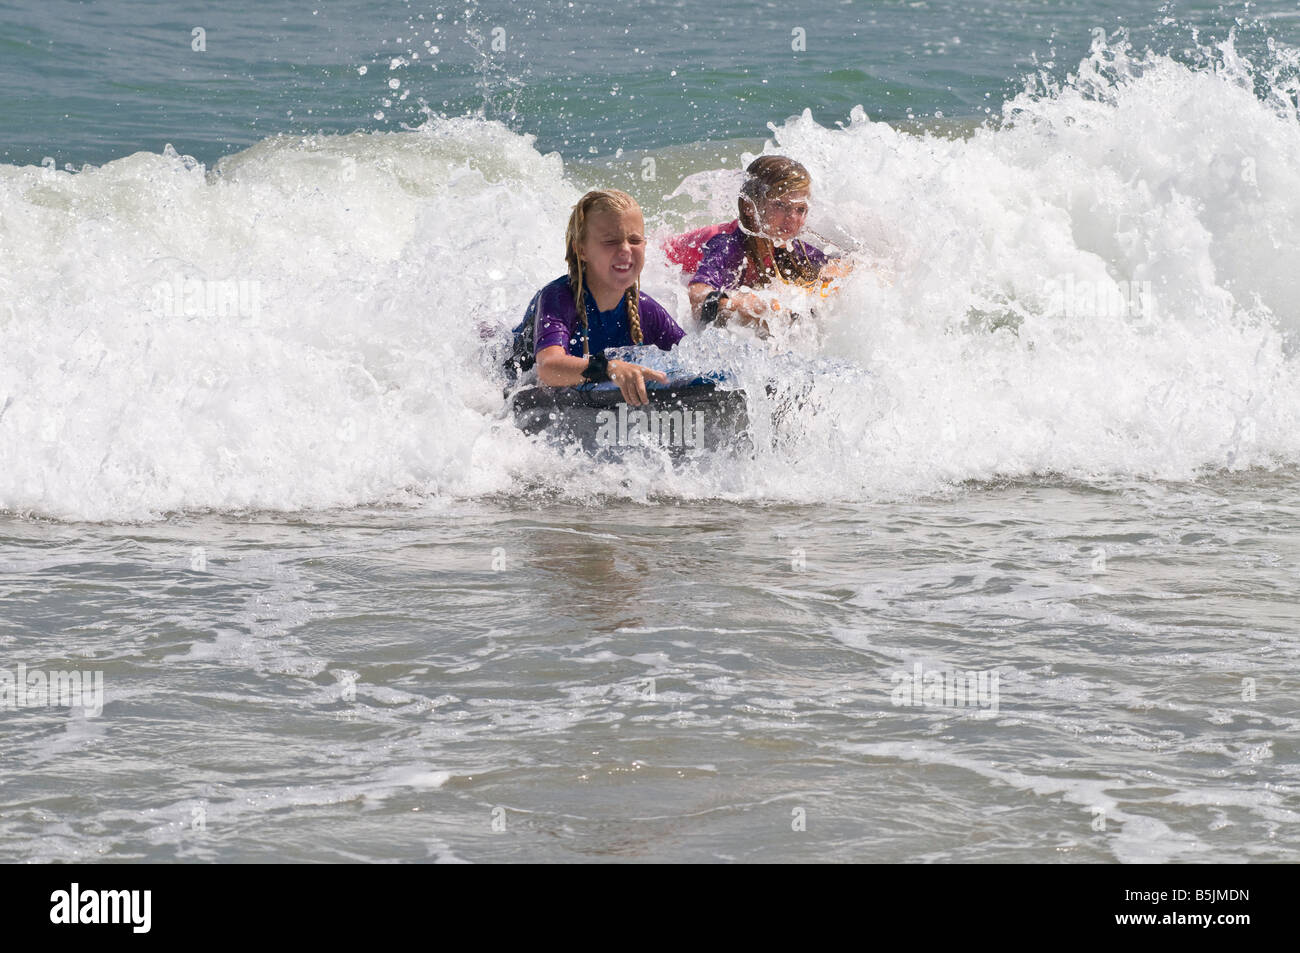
[529,275,685,356]
[689,230,828,292]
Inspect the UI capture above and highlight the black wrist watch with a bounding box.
[582,352,611,383]
[700,290,727,325]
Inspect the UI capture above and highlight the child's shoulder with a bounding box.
[533,274,575,307]
[666,221,740,278]
[538,274,573,296]
[700,221,742,252]
[695,226,745,271]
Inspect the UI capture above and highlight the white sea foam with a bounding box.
[2,34,1298,521]
[840,739,1210,863]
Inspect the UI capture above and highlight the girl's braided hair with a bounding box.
[564,189,644,356]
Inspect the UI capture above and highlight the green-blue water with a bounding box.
[2,0,1295,167]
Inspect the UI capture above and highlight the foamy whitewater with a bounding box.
[2,33,1298,520]
[2,18,1299,865]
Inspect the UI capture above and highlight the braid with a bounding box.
[566,200,591,356]
[625,284,643,345]
[573,257,590,356]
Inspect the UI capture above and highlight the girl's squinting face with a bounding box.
[759,188,810,242]
[578,208,645,294]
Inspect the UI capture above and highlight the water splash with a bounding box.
[2,29,1299,521]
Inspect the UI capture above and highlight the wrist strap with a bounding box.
[582,351,611,383]
[700,290,725,325]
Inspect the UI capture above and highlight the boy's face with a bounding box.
[578,207,645,295]
[759,188,810,242]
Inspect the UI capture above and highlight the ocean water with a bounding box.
[2,1,1299,863]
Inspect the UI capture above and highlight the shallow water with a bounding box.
[3,470,1297,862]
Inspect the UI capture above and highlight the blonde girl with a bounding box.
[509,189,684,406]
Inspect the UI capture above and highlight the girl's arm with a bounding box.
[689,281,777,330]
[688,281,722,317]
[535,346,596,388]
[535,345,667,407]
[691,235,775,327]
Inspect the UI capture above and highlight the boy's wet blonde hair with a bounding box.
[564,189,644,356]
[737,156,821,287]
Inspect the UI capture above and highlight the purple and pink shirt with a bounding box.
[676,220,828,291]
